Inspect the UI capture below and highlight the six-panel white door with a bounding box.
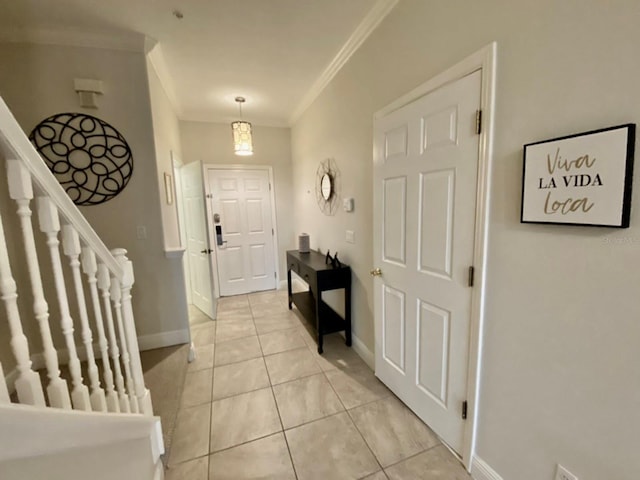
[182,161,215,318]
[208,169,277,296]
[373,70,482,453]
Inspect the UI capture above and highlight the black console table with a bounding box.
[287,250,351,354]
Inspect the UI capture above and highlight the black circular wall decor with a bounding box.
[29,113,133,206]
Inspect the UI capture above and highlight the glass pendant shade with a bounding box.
[232,120,253,156]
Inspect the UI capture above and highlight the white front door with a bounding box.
[373,70,482,453]
[182,161,215,318]
[208,168,277,296]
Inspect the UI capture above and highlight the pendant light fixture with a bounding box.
[231,96,253,156]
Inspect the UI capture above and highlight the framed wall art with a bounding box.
[521,124,635,228]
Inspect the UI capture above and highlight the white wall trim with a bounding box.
[289,0,399,124]
[471,456,504,480]
[137,329,190,351]
[0,26,150,53]
[164,247,186,259]
[373,42,497,470]
[350,332,374,370]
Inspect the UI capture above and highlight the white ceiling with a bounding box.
[0,0,396,126]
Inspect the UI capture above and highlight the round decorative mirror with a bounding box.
[321,173,333,200]
[315,158,341,215]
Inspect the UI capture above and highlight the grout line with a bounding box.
[345,406,386,474]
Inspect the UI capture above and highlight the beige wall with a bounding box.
[0,42,189,354]
[179,121,294,280]
[291,1,640,479]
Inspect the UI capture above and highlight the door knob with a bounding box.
[370,268,382,277]
[200,249,213,254]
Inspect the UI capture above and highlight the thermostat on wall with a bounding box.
[343,198,354,212]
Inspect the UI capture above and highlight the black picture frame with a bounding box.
[521,124,635,228]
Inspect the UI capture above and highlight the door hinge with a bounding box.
[475,109,482,135]
[269,182,272,191]
[468,266,475,287]
[272,228,274,235]
[274,272,277,279]
[206,193,213,199]
[462,400,468,420]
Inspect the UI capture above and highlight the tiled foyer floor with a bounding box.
[165,291,471,480]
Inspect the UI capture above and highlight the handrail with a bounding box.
[0,97,123,278]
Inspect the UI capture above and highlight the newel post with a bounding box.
[112,248,153,416]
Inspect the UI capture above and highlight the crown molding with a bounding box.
[0,26,150,53]
[288,0,399,125]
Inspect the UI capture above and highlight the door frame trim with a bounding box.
[203,164,281,298]
[373,42,496,471]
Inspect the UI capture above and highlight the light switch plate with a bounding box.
[136,226,147,239]
[346,230,355,244]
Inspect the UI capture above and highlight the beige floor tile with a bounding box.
[325,365,391,409]
[385,445,470,479]
[273,373,344,429]
[216,319,256,342]
[362,472,389,480]
[214,335,262,366]
[217,294,249,308]
[310,334,367,371]
[181,369,213,407]
[165,456,208,480]
[208,433,296,480]
[169,403,211,466]
[216,308,254,322]
[286,412,380,480]
[253,313,301,334]
[212,357,270,400]
[264,347,321,385]
[349,396,440,467]
[188,344,215,372]
[191,324,215,347]
[297,323,319,348]
[247,290,281,304]
[210,387,282,452]
[259,327,306,355]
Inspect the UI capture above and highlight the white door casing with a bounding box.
[207,168,278,296]
[182,161,215,318]
[373,44,496,466]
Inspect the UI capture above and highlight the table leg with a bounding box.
[287,268,292,310]
[345,280,352,347]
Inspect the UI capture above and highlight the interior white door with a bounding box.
[208,168,277,296]
[182,161,215,318]
[373,70,482,453]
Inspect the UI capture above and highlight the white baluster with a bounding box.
[61,224,107,412]
[82,248,119,412]
[97,263,128,413]
[113,249,153,416]
[6,160,70,409]
[0,362,10,405]
[0,206,45,406]
[109,272,139,414]
[37,195,91,411]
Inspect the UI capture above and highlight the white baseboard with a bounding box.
[137,329,190,351]
[350,332,375,370]
[471,456,503,480]
[337,330,374,370]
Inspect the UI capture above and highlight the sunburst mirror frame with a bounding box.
[315,158,341,215]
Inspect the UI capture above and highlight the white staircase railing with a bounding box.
[0,96,153,416]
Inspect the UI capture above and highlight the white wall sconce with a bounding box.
[231,96,253,156]
[74,78,104,109]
